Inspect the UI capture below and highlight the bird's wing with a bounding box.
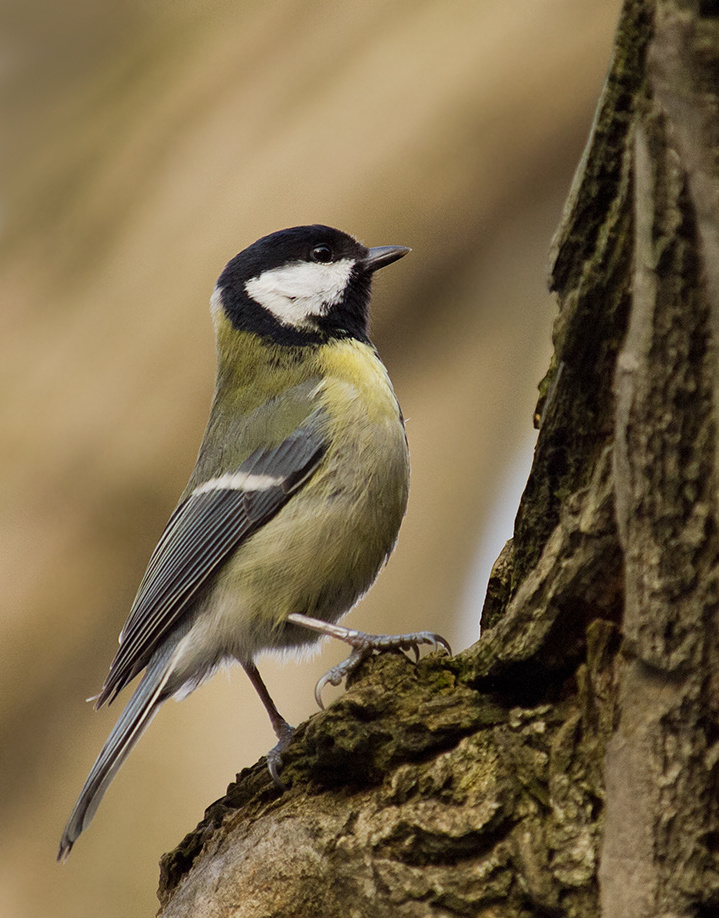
[96,421,327,707]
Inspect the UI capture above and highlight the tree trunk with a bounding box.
[156,1,719,915]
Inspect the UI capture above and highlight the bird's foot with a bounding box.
[313,629,451,706]
[266,720,295,788]
[286,614,451,708]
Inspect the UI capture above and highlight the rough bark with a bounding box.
[156,1,719,915]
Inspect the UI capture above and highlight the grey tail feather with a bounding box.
[57,647,176,861]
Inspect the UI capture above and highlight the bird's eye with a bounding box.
[310,244,333,263]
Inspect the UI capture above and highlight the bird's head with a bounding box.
[212,225,410,345]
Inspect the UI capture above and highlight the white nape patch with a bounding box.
[193,469,283,496]
[244,258,354,328]
[209,286,224,325]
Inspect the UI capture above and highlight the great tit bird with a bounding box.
[58,224,449,860]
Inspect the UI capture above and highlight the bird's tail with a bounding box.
[57,648,175,861]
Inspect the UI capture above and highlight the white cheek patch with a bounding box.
[244,259,355,328]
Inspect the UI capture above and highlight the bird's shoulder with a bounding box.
[188,369,326,491]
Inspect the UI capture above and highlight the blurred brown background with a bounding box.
[0,2,620,916]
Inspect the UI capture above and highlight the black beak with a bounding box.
[361,245,411,273]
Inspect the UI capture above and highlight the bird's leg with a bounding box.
[241,660,294,787]
[286,613,451,709]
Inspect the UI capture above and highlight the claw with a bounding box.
[315,648,366,709]
[267,748,286,789]
[314,678,327,711]
[265,721,295,789]
[314,670,333,710]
